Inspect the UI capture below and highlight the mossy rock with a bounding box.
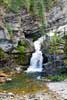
[17,38,34,53]
[0,48,8,60]
[14,38,34,65]
[15,53,31,65]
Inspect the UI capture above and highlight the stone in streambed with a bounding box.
[0,73,12,83]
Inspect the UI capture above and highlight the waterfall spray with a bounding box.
[26,39,43,73]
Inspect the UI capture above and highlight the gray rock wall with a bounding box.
[47,0,67,29]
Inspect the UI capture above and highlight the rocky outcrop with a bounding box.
[43,59,65,76]
[21,11,41,40]
[12,38,34,65]
[1,0,67,41]
[0,6,10,39]
[20,38,34,53]
[0,9,35,66]
[0,38,34,68]
[46,0,67,30]
[3,10,41,40]
[0,0,67,41]
[4,12,25,40]
[0,26,10,39]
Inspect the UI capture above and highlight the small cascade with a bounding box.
[26,37,45,73]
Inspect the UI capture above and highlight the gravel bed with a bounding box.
[0,90,63,100]
[47,80,67,100]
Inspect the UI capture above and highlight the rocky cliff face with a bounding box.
[46,0,67,30]
[2,9,41,40]
[0,0,67,40]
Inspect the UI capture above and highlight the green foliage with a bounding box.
[0,0,3,4]
[24,0,46,34]
[10,0,24,13]
[47,74,67,81]
[47,68,67,81]
[18,40,27,47]
[0,48,5,59]
[17,40,27,54]
[0,48,8,60]
[2,0,24,12]
[64,59,67,65]
[2,0,11,7]
[5,23,13,39]
[45,0,58,11]
[17,46,25,54]
[50,33,64,45]
[38,0,46,35]
[16,40,25,64]
[1,0,57,11]
[49,33,64,54]
[1,0,58,34]
[25,0,31,12]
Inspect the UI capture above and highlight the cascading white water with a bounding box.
[26,39,43,73]
[26,23,66,73]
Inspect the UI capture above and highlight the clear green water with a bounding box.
[0,73,48,94]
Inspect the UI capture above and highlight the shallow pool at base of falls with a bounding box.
[0,73,48,94]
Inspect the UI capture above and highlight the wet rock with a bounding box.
[0,73,9,83]
[6,78,12,82]
[0,39,13,52]
[15,66,22,73]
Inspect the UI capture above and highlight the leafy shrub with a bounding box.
[17,46,25,54]
[47,74,67,81]
[17,40,26,54]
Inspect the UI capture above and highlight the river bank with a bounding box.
[0,71,67,100]
[0,80,67,100]
[47,80,67,100]
[0,89,63,100]
[0,72,64,100]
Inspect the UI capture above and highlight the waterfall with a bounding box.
[26,37,46,73]
[25,23,67,73]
